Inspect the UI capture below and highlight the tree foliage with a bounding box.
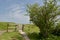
[27,0,60,38]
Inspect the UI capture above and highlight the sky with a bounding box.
[0,0,43,24]
[0,0,60,24]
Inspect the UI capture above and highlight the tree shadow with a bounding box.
[27,32,40,40]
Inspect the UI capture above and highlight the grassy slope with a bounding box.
[0,32,24,40]
[24,24,40,40]
[24,24,39,33]
[24,24,60,40]
[0,22,16,30]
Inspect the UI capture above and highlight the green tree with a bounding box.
[27,0,60,38]
[52,22,60,36]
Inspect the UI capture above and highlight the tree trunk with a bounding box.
[39,28,48,38]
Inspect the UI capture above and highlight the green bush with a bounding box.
[24,24,60,40]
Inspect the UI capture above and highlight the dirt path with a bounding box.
[18,25,30,40]
[0,25,30,40]
[0,30,6,35]
[0,30,30,40]
[19,30,30,40]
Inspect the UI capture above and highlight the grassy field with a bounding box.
[0,22,24,40]
[0,22,16,30]
[0,32,24,40]
[24,24,60,40]
[24,24,39,33]
[24,24,40,40]
[0,22,60,40]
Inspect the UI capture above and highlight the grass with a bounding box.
[24,24,60,40]
[24,24,40,40]
[0,32,24,40]
[24,24,39,33]
[0,22,16,30]
[0,22,60,40]
[0,22,24,40]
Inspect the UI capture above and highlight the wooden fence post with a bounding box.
[22,24,24,31]
[14,25,17,32]
[7,23,9,32]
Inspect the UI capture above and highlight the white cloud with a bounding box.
[7,4,30,24]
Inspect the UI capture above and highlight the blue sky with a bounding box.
[0,0,59,24]
[0,0,43,24]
